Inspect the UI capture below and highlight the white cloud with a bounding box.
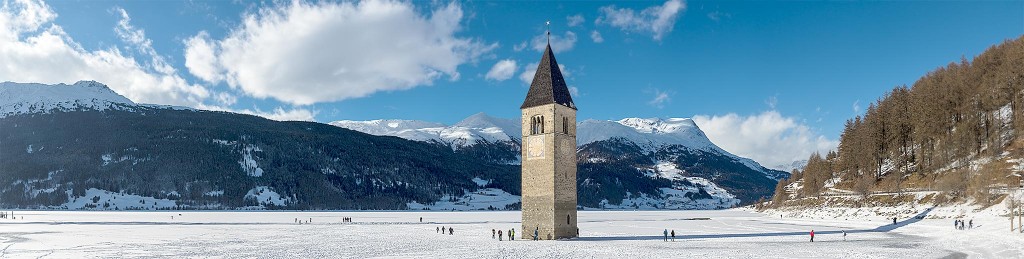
[184,31,223,83]
[693,111,839,169]
[590,30,604,43]
[852,100,861,114]
[530,31,577,53]
[707,11,729,22]
[519,62,570,85]
[513,41,528,52]
[569,86,579,98]
[596,0,685,41]
[0,0,211,107]
[567,14,584,27]
[648,89,671,108]
[485,59,517,81]
[184,0,496,105]
[765,95,778,109]
[114,7,176,75]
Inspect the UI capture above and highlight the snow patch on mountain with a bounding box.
[245,186,290,207]
[627,160,741,209]
[62,188,178,210]
[406,188,520,211]
[0,81,136,118]
[239,144,264,177]
[471,177,490,187]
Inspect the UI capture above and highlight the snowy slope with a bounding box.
[597,161,740,210]
[0,81,136,118]
[330,112,520,149]
[577,118,766,173]
[578,118,715,150]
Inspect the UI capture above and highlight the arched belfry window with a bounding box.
[562,117,568,134]
[531,115,545,135]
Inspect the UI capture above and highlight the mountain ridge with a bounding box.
[1,81,787,210]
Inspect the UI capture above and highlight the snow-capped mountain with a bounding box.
[771,159,808,173]
[3,80,788,210]
[335,115,787,181]
[330,112,520,149]
[576,118,770,174]
[578,118,715,150]
[334,115,790,207]
[0,81,135,118]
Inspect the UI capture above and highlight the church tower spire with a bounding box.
[520,42,576,110]
[520,22,578,240]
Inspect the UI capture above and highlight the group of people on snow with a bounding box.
[492,228,515,241]
[437,226,454,235]
[662,229,676,242]
[342,217,352,223]
[295,217,314,224]
[954,219,973,230]
[0,211,13,219]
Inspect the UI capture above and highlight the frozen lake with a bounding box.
[0,209,1019,258]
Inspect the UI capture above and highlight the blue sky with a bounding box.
[3,0,1023,167]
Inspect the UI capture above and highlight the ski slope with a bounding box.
[1,209,1019,258]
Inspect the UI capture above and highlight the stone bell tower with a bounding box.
[520,36,578,240]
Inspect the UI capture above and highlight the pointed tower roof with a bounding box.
[521,44,576,110]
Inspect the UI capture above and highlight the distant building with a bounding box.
[520,35,578,240]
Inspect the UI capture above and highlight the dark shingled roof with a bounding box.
[521,44,576,110]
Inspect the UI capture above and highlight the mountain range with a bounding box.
[0,81,787,210]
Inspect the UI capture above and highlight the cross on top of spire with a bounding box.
[546,20,551,45]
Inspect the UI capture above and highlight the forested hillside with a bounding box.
[770,36,1024,208]
[1,108,519,210]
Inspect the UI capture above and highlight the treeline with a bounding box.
[774,36,1024,205]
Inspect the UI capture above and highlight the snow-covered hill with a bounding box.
[0,81,136,118]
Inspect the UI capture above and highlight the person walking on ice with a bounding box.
[492,229,496,239]
[511,228,515,241]
[842,230,847,241]
[671,230,675,242]
[663,229,668,242]
[534,227,539,241]
[810,230,815,242]
[498,230,503,241]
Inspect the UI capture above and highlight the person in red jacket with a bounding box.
[810,230,815,242]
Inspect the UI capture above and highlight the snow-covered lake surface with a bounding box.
[0,209,1020,258]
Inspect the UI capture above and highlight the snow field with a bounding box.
[1,209,1014,258]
